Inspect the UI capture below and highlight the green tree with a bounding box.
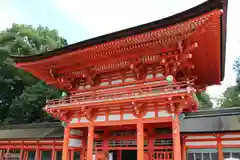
[220,85,240,107]
[197,92,213,109]
[0,24,67,124]
[5,81,61,124]
[220,57,240,107]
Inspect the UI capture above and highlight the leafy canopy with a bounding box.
[220,57,240,107]
[197,91,213,109]
[0,24,67,125]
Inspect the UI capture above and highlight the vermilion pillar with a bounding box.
[62,127,70,160]
[172,113,181,160]
[117,151,122,160]
[19,146,23,160]
[0,150,3,160]
[51,141,56,160]
[148,127,154,158]
[181,137,187,160]
[137,119,144,160]
[217,135,223,160]
[35,144,40,160]
[87,124,94,160]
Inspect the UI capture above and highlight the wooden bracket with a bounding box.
[132,103,145,118]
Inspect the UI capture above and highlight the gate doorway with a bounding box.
[122,150,137,160]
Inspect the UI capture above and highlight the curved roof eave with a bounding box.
[10,0,227,81]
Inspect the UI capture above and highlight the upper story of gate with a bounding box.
[11,0,227,95]
[11,1,227,111]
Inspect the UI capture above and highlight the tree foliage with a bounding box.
[220,57,240,107]
[0,24,67,125]
[197,91,213,109]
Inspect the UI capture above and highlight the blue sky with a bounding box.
[0,0,91,43]
[1,0,239,105]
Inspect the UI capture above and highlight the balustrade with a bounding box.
[46,79,195,108]
[152,151,172,160]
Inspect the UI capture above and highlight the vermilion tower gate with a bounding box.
[11,0,227,159]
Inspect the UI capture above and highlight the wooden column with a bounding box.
[181,137,187,160]
[39,151,42,160]
[117,150,122,160]
[148,127,154,158]
[62,127,70,160]
[70,149,74,160]
[0,150,3,160]
[137,119,144,160]
[23,151,28,160]
[217,135,223,160]
[87,124,94,160]
[19,142,24,160]
[80,148,85,160]
[35,142,40,160]
[19,149,23,160]
[35,149,40,160]
[103,130,109,151]
[6,148,10,159]
[51,141,56,160]
[172,113,181,160]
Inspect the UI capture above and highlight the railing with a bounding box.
[152,151,172,160]
[46,79,195,108]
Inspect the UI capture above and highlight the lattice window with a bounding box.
[223,148,240,159]
[155,139,173,146]
[187,149,218,160]
[112,130,136,136]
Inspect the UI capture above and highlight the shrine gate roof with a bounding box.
[10,0,228,88]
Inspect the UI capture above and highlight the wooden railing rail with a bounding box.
[152,151,172,160]
[46,79,195,108]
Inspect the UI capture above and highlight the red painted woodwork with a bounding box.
[46,78,194,108]
[87,124,94,160]
[2,131,240,160]
[137,119,144,160]
[152,151,172,160]
[15,10,222,91]
[11,2,226,159]
[172,113,181,160]
[62,127,70,160]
